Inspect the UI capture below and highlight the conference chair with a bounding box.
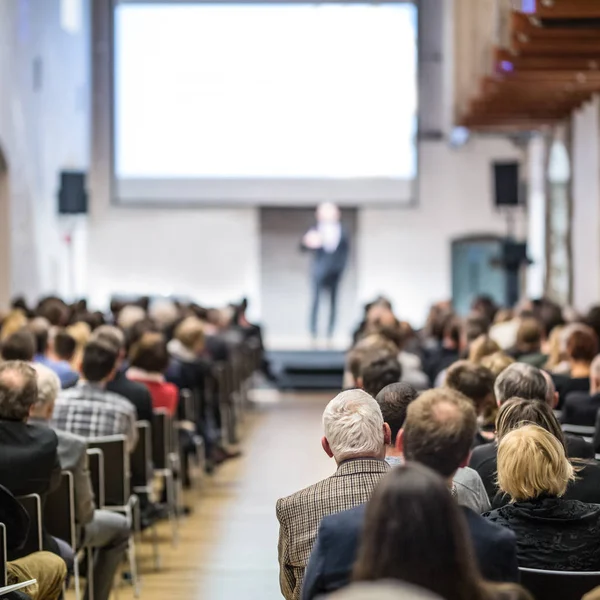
[562,423,596,437]
[15,494,43,557]
[152,409,179,547]
[0,523,36,598]
[131,420,161,570]
[45,471,95,600]
[87,435,140,598]
[87,448,105,510]
[179,389,206,485]
[519,567,600,600]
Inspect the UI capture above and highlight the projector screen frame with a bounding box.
[109,0,421,209]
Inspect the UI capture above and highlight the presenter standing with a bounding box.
[301,203,349,341]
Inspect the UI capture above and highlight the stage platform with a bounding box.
[267,349,345,390]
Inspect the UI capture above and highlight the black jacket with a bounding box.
[469,437,597,504]
[553,375,590,410]
[0,420,61,558]
[107,371,153,423]
[301,503,519,600]
[562,391,600,427]
[485,497,600,571]
[303,228,350,283]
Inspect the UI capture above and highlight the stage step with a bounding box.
[268,349,345,390]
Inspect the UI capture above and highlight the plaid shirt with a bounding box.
[52,382,138,452]
[276,458,389,600]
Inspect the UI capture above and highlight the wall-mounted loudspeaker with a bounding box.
[58,170,88,215]
[493,162,520,207]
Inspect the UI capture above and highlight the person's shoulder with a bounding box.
[276,476,336,521]
[321,504,366,531]
[470,442,497,464]
[463,506,516,542]
[104,389,137,413]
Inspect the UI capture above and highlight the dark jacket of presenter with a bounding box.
[301,203,349,340]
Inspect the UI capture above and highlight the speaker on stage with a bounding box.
[58,170,88,215]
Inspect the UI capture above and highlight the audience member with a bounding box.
[480,352,515,378]
[0,329,36,362]
[512,318,546,368]
[344,335,397,388]
[493,363,547,405]
[468,335,501,365]
[117,305,147,332]
[127,331,179,417]
[328,581,443,600]
[66,321,92,370]
[445,361,496,446]
[424,316,461,384]
[562,354,600,426]
[553,326,598,408]
[30,317,79,388]
[302,389,517,600]
[91,326,154,423]
[359,352,402,398]
[30,364,130,600]
[0,361,72,564]
[276,389,390,600]
[52,330,77,365]
[485,424,600,571]
[352,464,528,600]
[52,340,138,452]
[0,310,28,342]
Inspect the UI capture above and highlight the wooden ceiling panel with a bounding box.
[533,0,600,20]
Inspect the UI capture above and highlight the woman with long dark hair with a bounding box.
[353,463,530,600]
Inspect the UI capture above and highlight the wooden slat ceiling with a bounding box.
[460,1,600,131]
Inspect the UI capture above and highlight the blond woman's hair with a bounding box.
[497,424,575,502]
[174,317,205,351]
[480,352,515,378]
[468,335,501,365]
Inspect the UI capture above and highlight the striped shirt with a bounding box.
[52,382,138,452]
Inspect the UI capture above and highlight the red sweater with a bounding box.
[127,372,179,417]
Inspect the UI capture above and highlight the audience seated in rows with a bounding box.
[52,340,138,452]
[30,364,130,600]
[485,424,600,571]
[351,463,529,600]
[276,390,390,600]
[374,383,489,513]
[510,318,547,368]
[302,389,518,600]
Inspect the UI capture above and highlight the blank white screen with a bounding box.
[114,2,418,204]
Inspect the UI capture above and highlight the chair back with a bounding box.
[180,389,195,423]
[43,471,76,549]
[519,567,600,600]
[87,435,129,508]
[131,420,152,488]
[152,409,173,471]
[15,495,42,556]
[87,448,105,509]
[562,423,596,437]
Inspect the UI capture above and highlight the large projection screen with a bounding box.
[113,1,418,206]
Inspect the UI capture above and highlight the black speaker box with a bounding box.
[58,170,88,215]
[493,162,520,207]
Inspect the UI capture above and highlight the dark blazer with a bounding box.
[107,371,154,423]
[301,503,519,600]
[562,391,600,427]
[553,375,590,410]
[485,497,600,571]
[303,228,350,283]
[470,435,595,502]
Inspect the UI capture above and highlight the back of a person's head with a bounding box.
[516,318,543,352]
[149,299,180,330]
[468,335,500,364]
[443,316,462,347]
[0,361,38,421]
[480,352,515,378]
[36,298,67,326]
[66,321,92,349]
[0,329,36,362]
[323,389,385,462]
[354,463,484,600]
[53,330,77,362]
[174,317,205,351]
[403,389,477,478]
[497,424,574,502]
[361,352,402,398]
[329,581,442,600]
[31,362,61,413]
[129,331,170,374]
[28,316,51,355]
[81,341,118,383]
[445,361,495,412]
[586,305,600,346]
[375,382,418,445]
[90,325,125,354]
[494,363,547,405]
[465,315,490,345]
[0,310,28,342]
[117,305,147,331]
[495,398,566,449]
[566,327,599,364]
[348,336,398,383]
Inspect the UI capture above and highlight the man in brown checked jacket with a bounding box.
[276,389,391,600]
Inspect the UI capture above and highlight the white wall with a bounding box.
[358,137,526,326]
[572,98,600,312]
[0,0,90,304]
